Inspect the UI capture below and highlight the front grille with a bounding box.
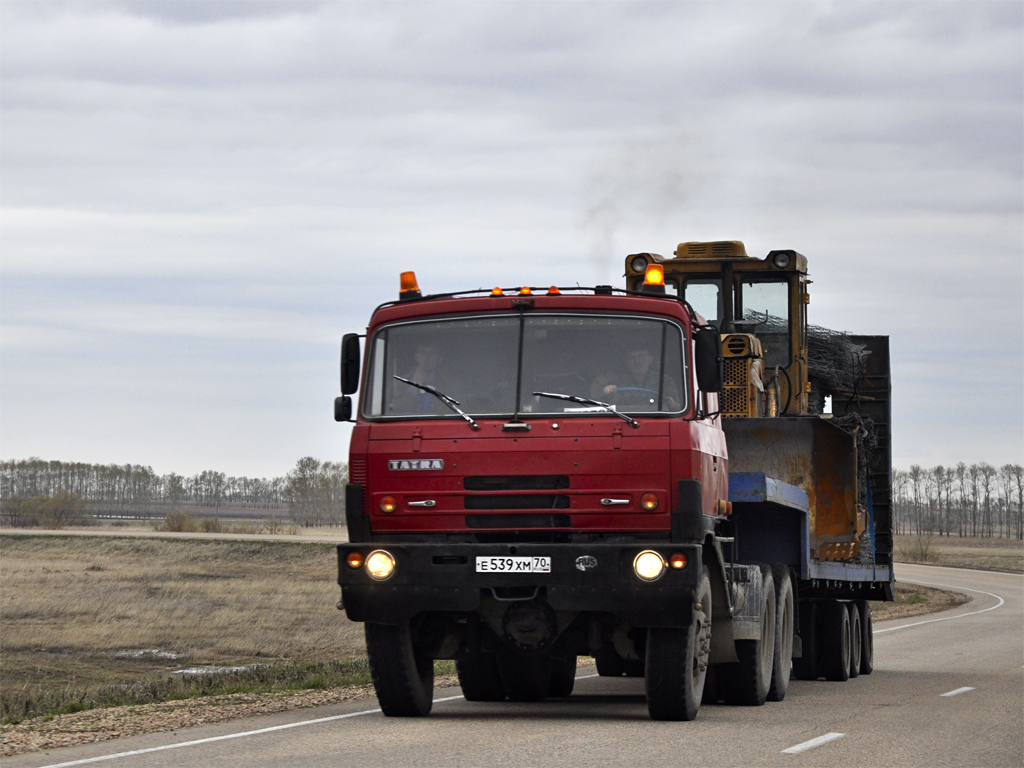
[464,475,570,491]
[464,495,571,510]
[465,514,572,529]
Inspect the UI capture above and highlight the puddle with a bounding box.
[114,649,180,660]
[171,664,260,675]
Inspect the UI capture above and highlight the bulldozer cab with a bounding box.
[625,242,809,417]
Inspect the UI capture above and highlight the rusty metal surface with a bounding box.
[723,417,859,560]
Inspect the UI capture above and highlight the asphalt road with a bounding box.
[10,564,1023,768]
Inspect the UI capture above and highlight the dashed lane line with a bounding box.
[940,687,976,697]
[781,732,846,754]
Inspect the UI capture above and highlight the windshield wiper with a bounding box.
[394,376,480,430]
[532,391,639,429]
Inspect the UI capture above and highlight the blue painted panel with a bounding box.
[729,472,810,513]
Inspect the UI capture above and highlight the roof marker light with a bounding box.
[399,271,422,301]
[519,286,532,295]
[491,287,504,296]
[547,286,560,295]
[641,264,667,295]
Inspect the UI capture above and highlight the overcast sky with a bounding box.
[1,0,1021,479]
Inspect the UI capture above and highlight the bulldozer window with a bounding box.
[682,279,722,326]
[738,279,790,368]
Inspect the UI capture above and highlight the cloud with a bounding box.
[1,1,1020,475]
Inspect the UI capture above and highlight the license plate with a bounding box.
[475,556,551,573]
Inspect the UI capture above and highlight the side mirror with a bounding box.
[340,334,361,395]
[334,395,352,422]
[694,328,722,393]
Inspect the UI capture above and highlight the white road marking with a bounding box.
[36,672,603,768]
[940,686,976,697]
[873,581,1005,634]
[35,695,466,768]
[781,732,845,754]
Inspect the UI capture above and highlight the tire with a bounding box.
[767,564,794,702]
[721,565,776,706]
[365,622,434,716]
[857,600,874,675]
[456,652,506,702]
[548,654,577,698]
[645,566,712,721]
[497,649,552,702]
[594,649,625,677]
[819,600,851,682]
[847,602,862,679]
[792,600,818,681]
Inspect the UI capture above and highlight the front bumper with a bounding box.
[337,541,703,627]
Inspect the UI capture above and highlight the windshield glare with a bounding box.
[364,315,687,419]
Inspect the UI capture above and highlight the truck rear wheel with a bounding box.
[856,599,874,675]
[645,566,712,721]
[721,565,776,706]
[819,600,851,682]
[847,602,862,679]
[497,649,552,702]
[456,652,506,702]
[365,622,434,716]
[767,564,794,702]
[548,654,577,697]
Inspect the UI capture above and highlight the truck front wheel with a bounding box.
[645,566,712,721]
[365,622,434,716]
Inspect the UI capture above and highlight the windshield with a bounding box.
[363,314,688,419]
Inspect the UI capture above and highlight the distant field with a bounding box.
[894,533,1023,574]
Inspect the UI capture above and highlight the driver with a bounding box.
[592,346,680,410]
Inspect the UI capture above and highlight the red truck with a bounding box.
[335,242,893,721]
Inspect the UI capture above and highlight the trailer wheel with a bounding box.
[497,649,552,702]
[721,565,775,706]
[847,602,862,679]
[767,564,794,702]
[365,622,434,716]
[456,652,506,702]
[791,600,818,680]
[594,649,625,677]
[548,654,577,698]
[856,600,874,675]
[819,600,851,682]
[645,566,712,721]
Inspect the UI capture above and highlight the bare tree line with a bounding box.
[0,457,348,528]
[894,463,1024,539]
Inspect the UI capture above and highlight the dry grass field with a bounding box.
[1,535,365,721]
[894,533,1023,574]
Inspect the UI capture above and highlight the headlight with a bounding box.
[630,255,649,274]
[633,550,666,582]
[379,496,397,513]
[365,550,397,581]
[771,250,793,269]
[640,492,659,511]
